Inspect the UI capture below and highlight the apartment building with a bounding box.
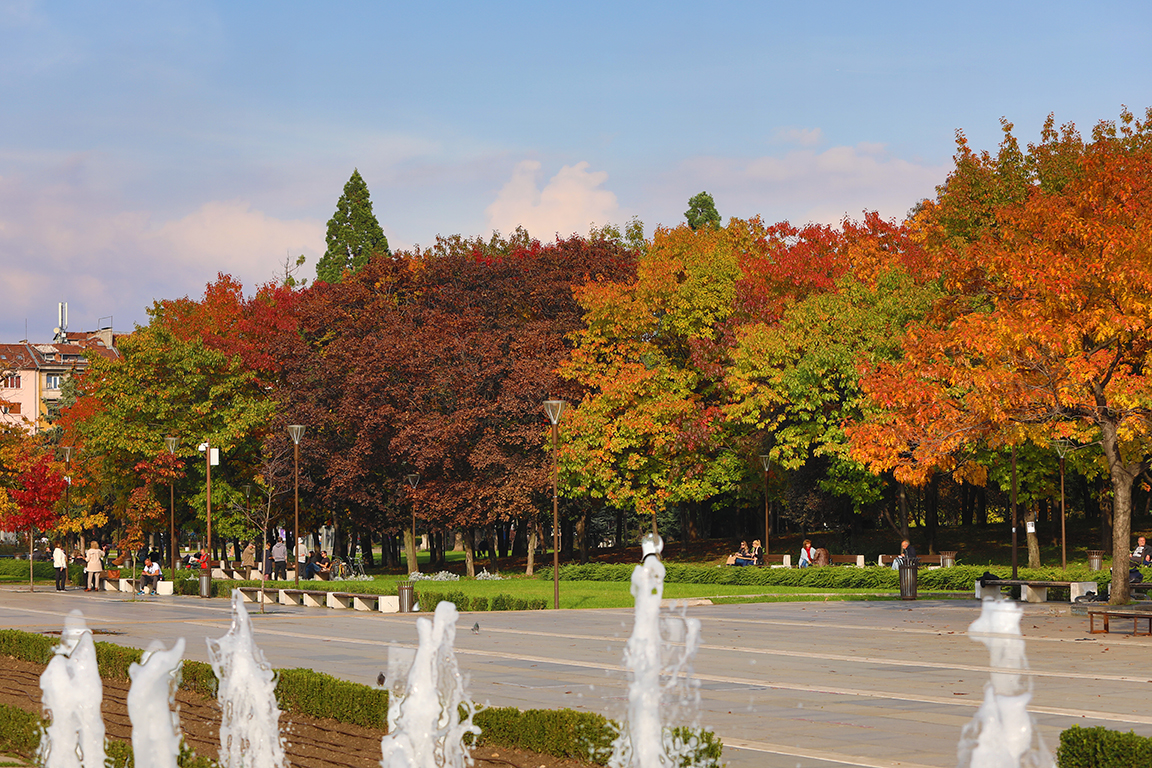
[0,330,119,434]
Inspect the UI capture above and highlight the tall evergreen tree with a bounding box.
[315,169,389,283]
[684,191,721,230]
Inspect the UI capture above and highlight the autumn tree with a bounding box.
[275,228,635,575]
[561,220,760,535]
[315,169,389,284]
[851,108,1152,603]
[725,215,938,538]
[684,192,721,230]
[1,451,66,590]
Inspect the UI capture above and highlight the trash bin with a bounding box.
[1087,550,1104,571]
[898,563,918,601]
[397,581,414,613]
[939,551,957,568]
[198,570,211,598]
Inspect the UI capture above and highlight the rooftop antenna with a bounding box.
[53,302,68,343]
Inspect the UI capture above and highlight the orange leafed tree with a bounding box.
[850,109,1152,603]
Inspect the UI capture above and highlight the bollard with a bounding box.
[397,581,414,613]
[898,562,918,601]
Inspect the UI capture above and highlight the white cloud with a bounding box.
[0,171,322,340]
[668,142,948,227]
[485,160,620,241]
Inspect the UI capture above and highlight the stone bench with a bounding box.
[326,592,378,611]
[236,585,277,604]
[976,579,1097,603]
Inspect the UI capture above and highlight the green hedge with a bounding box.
[545,562,1138,594]
[1058,725,1152,767]
[416,591,548,612]
[0,559,55,582]
[276,668,388,730]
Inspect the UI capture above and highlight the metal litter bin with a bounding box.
[398,581,414,613]
[898,562,918,601]
[198,570,211,598]
[939,551,957,568]
[1087,550,1104,571]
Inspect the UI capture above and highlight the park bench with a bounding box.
[1088,609,1152,635]
[975,578,1097,603]
[277,588,329,608]
[325,591,378,611]
[759,554,792,568]
[877,554,954,568]
[828,554,866,567]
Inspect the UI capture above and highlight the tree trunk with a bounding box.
[925,474,939,554]
[488,525,498,574]
[577,509,589,565]
[898,482,910,539]
[960,482,973,527]
[976,485,988,526]
[1101,419,1140,605]
[1026,503,1041,569]
[525,516,536,577]
[464,528,476,578]
[403,528,419,575]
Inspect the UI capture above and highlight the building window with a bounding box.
[2,375,19,389]
[45,374,62,390]
[1,402,20,415]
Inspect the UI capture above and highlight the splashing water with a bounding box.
[128,638,186,768]
[381,601,479,768]
[957,598,1054,768]
[38,610,106,768]
[608,533,710,768]
[207,590,287,768]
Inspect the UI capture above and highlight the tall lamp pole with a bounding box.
[406,474,420,575]
[165,437,179,577]
[1011,444,1019,580]
[759,453,772,556]
[287,425,306,589]
[544,400,566,610]
[1052,439,1071,572]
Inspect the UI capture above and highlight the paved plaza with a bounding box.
[1,587,1149,768]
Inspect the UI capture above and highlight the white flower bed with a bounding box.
[475,568,503,580]
[408,570,460,582]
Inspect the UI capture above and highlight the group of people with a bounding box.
[726,540,764,566]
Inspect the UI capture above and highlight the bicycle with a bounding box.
[350,550,367,579]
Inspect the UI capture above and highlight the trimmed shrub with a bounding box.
[1058,725,1152,767]
[276,668,388,730]
[473,706,615,762]
[489,594,514,611]
[0,702,42,758]
[0,628,55,664]
[469,596,490,612]
[94,641,145,680]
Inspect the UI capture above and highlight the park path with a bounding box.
[1,587,1148,768]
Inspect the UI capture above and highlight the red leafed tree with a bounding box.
[4,453,67,590]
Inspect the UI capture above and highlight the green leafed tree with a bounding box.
[315,169,389,284]
[684,191,721,230]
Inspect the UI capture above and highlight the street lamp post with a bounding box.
[405,474,420,575]
[164,437,178,577]
[1011,444,1019,580]
[1052,439,1072,572]
[759,454,772,557]
[287,425,306,589]
[544,399,566,610]
[60,446,73,590]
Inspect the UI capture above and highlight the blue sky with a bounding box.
[1,1,1150,341]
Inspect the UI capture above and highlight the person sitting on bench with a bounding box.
[139,558,162,594]
[728,541,755,566]
[1131,536,1151,566]
[799,539,815,568]
[750,539,763,566]
[891,540,917,569]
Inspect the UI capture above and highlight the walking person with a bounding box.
[53,541,68,591]
[271,537,288,581]
[85,541,104,592]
